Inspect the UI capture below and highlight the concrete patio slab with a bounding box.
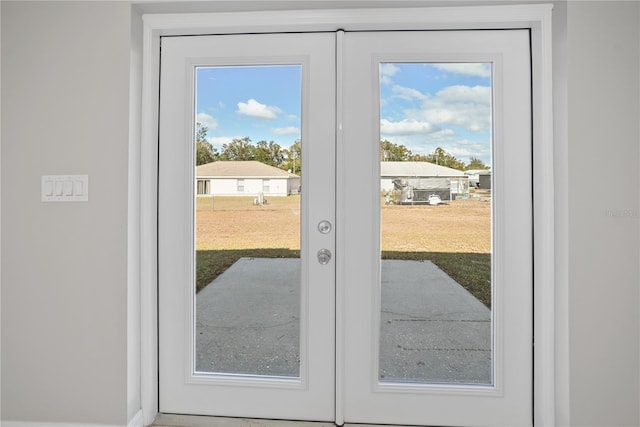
[196,257,491,384]
[380,259,490,383]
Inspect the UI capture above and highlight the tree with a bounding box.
[255,140,284,167]
[219,137,256,161]
[426,147,466,171]
[283,140,302,174]
[408,153,429,162]
[466,157,490,170]
[380,139,412,161]
[195,122,217,165]
[427,147,445,165]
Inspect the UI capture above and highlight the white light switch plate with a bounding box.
[42,175,89,202]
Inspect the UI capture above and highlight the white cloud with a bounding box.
[443,139,492,166]
[420,85,492,133]
[380,118,439,136]
[392,85,426,101]
[380,63,400,85]
[433,63,491,78]
[236,99,282,120]
[207,136,241,148]
[196,112,218,130]
[437,85,491,105]
[382,85,491,135]
[380,63,400,77]
[447,144,489,159]
[395,131,492,166]
[272,126,300,136]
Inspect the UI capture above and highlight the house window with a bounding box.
[263,180,270,194]
[197,180,210,195]
[237,179,245,193]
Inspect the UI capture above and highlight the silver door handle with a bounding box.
[317,248,332,265]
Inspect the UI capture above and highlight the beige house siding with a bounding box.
[196,161,300,197]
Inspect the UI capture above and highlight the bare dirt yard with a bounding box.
[381,195,491,254]
[196,192,492,307]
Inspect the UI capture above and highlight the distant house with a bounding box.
[381,161,469,202]
[478,170,492,189]
[464,169,492,189]
[196,161,300,197]
[464,169,485,187]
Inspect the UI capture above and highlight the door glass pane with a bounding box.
[194,65,302,377]
[379,62,493,385]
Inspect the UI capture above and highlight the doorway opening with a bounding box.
[136,5,552,426]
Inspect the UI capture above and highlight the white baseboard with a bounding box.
[127,410,144,427]
[2,410,144,427]
[2,423,125,427]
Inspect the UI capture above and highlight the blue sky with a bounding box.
[379,63,492,166]
[196,65,302,151]
[196,62,492,166]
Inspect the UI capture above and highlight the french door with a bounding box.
[159,32,336,421]
[158,29,532,426]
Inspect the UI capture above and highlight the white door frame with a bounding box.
[139,5,555,426]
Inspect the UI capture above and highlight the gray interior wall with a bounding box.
[128,6,143,424]
[1,2,132,424]
[552,1,571,425]
[0,1,638,426]
[567,2,640,425]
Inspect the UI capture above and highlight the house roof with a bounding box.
[380,161,465,177]
[196,160,299,178]
[465,169,492,175]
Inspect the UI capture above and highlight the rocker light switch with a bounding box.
[42,175,88,202]
[44,180,54,196]
[73,180,84,196]
[63,181,73,196]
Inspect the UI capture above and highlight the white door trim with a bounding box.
[139,5,555,426]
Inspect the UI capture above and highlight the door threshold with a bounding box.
[152,413,415,427]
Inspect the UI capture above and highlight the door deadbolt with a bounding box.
[317,220,332,234]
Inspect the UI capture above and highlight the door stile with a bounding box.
[334,28,346,427]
